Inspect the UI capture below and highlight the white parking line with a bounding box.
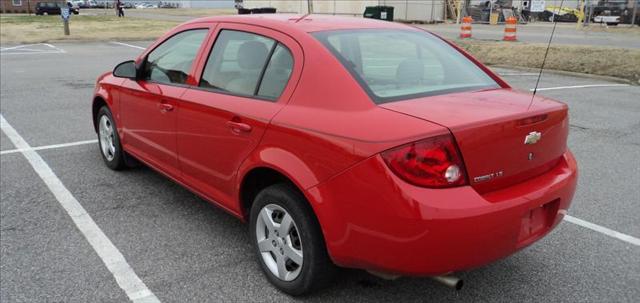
[0,115,160,303]
[4,48,49,52]
[111,41,146,50]
[0,51,65,56]
[498,73,541,76]
[1,139,97,155]
[529,84,630,91]
[0,43,65,55]
[44,43,66,53]
[564,215,640,246]
[0,44,39,51]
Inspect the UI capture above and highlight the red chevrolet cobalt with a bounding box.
[92,15,577,295]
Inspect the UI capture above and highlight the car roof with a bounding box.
[184,14,414,33]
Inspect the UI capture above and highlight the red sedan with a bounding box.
[92,14,578,295]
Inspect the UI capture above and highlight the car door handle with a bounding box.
[159,102,174,112]
[226,121,252,133]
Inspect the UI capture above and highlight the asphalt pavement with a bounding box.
[1,41,639,302]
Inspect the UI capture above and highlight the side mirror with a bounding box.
[113,60,137,79]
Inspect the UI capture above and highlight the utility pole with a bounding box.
[583,0,590,26]
[577,0,585,29]
[64,20,70,35]
[632,0,638,27]
[307,0,313,14]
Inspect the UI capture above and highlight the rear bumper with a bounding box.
[307,150,577,275]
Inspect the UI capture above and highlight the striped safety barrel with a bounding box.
[503,16,517,41]
[460,16,472,39]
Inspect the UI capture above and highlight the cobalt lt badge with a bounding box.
[524,131,542,145]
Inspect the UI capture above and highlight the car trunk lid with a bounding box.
[380,88,569,194]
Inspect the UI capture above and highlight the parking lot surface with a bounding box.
[1,41,639,302]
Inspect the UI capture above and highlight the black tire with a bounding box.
[96,106,126,170]
[249,183,337,296]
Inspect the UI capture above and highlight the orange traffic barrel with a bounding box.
[460,16,472,39]
[503,16,517,41]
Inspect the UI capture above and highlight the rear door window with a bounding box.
[199,30,294,100]
[256,44,293,99]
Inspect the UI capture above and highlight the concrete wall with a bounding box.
[186,0,235,8]
[172,0,235,8]
[242,0,446,22]
[380,0,446,21]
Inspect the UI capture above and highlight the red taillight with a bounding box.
[381,134,468,188]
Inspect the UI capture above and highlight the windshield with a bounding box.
[313,29,499,104]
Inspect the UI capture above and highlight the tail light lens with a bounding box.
[381,134,468,188]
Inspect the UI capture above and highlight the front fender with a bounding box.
[92,73,124,133]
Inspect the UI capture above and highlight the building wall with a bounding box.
[242,0,446,21]
[381,0,446,21]
[1,0,36,13]
[469,0,583,10]
[184,0,235,8]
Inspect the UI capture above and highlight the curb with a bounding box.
[489,65,637,85]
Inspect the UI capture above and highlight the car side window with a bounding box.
[257,44,293,99]
[143,29,208,85]
[200,30,293,100]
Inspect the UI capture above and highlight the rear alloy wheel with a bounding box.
[255,204,304,281]
[250,184,336,295]
[96,106,125,170]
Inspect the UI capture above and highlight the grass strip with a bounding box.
[454,40,640,83]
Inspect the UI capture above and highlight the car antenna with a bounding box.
[294,14,312,23]
[530,0,566,110]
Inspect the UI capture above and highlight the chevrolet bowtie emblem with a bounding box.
[524,131,542,145]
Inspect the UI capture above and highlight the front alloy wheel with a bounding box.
[98,115,116,162]
[96,106,125,170]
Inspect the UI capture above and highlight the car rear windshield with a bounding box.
[313,29,500,104]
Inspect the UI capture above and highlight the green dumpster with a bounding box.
[363,6,394,21]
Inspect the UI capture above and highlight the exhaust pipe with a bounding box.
[367,270,400,280]
[430,275,464,290]
[367,270,463,290]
